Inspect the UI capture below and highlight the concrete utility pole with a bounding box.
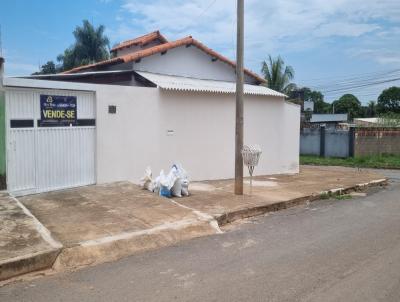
[235,0,244,195]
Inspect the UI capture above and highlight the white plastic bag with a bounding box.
[161,168,178,190]
[171,178,182,197]
[153,175,161,194]
[159,170,177,198]
[172,164,189,196]
[181,178,189,196]
[139,167,153,191]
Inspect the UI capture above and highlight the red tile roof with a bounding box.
[64,35,266,83]
[110,30,168,53]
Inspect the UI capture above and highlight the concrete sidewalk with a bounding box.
[0,166,386,282]
[185,165,387,225]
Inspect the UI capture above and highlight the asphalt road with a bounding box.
[1,169,400,302]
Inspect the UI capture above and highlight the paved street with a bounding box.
[1,169,400,302]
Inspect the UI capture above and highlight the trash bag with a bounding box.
[172,164,189,196]
[159,169,178,198]
[139,167,153,191]
[181,178,189,196]
[171,178,182,197]
[153,175,161,194]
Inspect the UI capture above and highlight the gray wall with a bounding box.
[300,128,320,155]
[300,128,350,158]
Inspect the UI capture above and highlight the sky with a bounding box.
[1,0,400,104]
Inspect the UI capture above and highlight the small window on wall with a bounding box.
[108,105,117,114]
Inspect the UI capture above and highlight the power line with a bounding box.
[302,68,400,83]
[319,77,400,94]
[309,70,400,89]
[197,0,218,20]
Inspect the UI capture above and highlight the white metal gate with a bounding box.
[6,88,96,196]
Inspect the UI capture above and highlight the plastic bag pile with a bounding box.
[139,164,189,198]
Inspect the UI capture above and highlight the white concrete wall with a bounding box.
[95,85,300,184]
[133,45,257,84]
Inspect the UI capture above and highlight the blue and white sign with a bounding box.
[39,95,77,126]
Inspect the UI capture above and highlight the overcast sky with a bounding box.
[1,0,399,103]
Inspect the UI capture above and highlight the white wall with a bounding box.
[133,45,257,84]
[95,85,300,183]
[95,85,161,183]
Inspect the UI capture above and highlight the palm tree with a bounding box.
[73,20,110,64]
[366,100,377,117]
[261,55,296,93]
[58,20,110,71]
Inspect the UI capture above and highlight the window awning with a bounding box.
[135,71,286,97]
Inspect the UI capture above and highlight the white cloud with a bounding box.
[105,0,400,74]
[314,22,380,37]
[349,48,400,64]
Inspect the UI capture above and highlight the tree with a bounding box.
[377,86,400,114]
[57,20,110,71]
[365,100,377,117]
[288,87,330,113]
[332,94,361,120]
[261,55,296,93]
[32,61,58,75]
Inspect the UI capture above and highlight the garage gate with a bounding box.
[6,87,96,196]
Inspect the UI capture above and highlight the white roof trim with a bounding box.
[135,71,286,97]
[18,69,133,79]
[4,77,97,91]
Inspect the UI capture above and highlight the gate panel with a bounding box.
[6,87,96,195]
[35,127,96,192]
[7,129,36,193]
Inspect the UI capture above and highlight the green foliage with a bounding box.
[376,112,400,127]
[377,86,400,114]
[361,100,377,118]
[308,90,330,113]
[32,61,58,75]
[31,20,110,73]
[57,20,110,71]
[335,194,352,200]
[291,87,331,113]
[319,192,331,199]
[332,94,361,120]
[300,154,400,169]
[261,55,296,93]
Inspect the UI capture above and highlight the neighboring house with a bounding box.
[309,113,348,128]
[354,118,379,127]
[2,31,300,196]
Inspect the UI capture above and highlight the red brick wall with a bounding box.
[355,127,400,156]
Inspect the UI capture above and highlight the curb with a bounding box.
[215,178,388,226]
[52,217,219,271]
[0,249,60,282]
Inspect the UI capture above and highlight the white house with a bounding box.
[1,31,300,196]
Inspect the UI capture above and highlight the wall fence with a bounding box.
[300,126,400,158]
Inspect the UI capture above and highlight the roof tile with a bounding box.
[110,30,168,53]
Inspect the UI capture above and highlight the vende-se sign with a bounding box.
[39,95,77,126]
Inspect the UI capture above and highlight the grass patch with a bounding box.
[319,192,331,199]
[335,194,352,200]
[300,154,400,169]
